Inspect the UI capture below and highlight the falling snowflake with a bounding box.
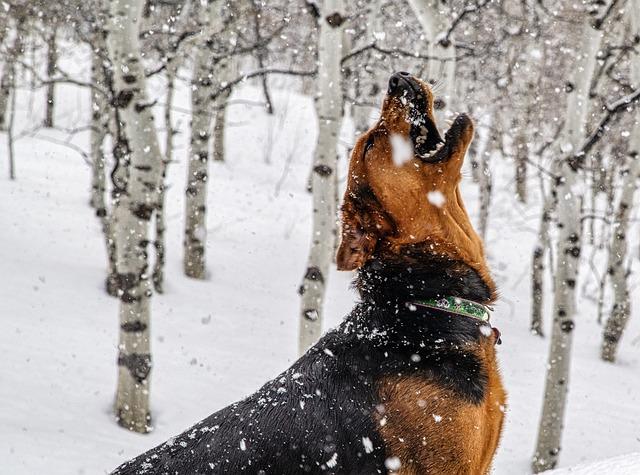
[390,133,414,166]
[362,436,374,454]
[385,456,401,470]
[427,191,446,208]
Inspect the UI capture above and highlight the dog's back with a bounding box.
[113,300,501,474]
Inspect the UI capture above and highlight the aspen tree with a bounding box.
[298,0,345,354]
[107,0,163,433]
[532,10,602,471]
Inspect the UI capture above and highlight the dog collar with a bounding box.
[407,296,491,323]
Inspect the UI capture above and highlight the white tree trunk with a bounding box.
[601,2,640,362]
[407,0,456,126]
[89,41,118,296]
[7,63,16,180]
[183,0,224,279]
[600,161,639,361]
[43,25,57,128]
[152,64,177,293]
[477,145,492,240]
[515,130,528,203]
[352,0,382,136]
[532,16,602,473]
[107,0,163,433]
[0,18,24,131]
[298,0,345,355]
[212,55,235,163]
[530,187,556,336]
[90,51,108,215]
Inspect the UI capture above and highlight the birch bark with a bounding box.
[107,0,163,433]
[298,0,345,355]
[477,145,492,241]
[530,186,556,336]
[600,161,639,361]
[90,47,109,215]
[601,1,640,362]
[183,0,224,279]
[43,25,57,128]
[406,0,455,126]
[515,130,528,203]
[212,54,235,163]
[532,15,602,472]
[0,18,24,131]
[152,64,176,293]
[89,38,119,296]
[352,0,382,136]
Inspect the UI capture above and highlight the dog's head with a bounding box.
[337,72,495,297]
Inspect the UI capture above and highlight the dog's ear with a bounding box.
[336,189,394,271]
[336,224,376,271]
[336,214,377,271]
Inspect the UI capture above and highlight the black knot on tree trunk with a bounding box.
[116,272,138,291]
[121,320,148,333]
[118,352,152,383]
[304,266,324,283]
[303,308,319,321]
[132,203,155,220]
[325,12,345,28]
[113,90,134,108]
[314,164,333,177]
[560,320,575,333]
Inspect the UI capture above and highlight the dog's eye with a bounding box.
[364,136,374,156]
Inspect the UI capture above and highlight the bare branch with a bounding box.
[579,88,640,158]
[209,68,317,101]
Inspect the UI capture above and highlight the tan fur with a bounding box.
[337,75,506,472]
[337,78,496,301]
[376,338,506,474]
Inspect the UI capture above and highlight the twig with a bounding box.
[441,0,492,46]
[578,87,640,158]
[209,68,317,101]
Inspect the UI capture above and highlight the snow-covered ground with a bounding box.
[546,453,640,474]
[1,52,639,474]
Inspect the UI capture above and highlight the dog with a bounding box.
[112,72,506,474]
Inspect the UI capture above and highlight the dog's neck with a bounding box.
[355,245,494,310]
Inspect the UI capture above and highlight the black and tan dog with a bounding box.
[112,72,506,475]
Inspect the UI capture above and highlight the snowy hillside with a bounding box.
[2,64,640,473]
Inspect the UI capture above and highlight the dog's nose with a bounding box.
[388,71,413,95]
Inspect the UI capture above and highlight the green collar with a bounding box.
[408,296,491,323]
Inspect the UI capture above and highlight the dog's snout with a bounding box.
[388,72,413,95]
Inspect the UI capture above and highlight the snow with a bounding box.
[427,190,446,207]
[1,50,639,474]
[362,436,374,454]
[390,132,414,166]
[545,453,640,474]
[385,456,402,470]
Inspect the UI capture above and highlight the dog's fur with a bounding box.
[112,73,506,475]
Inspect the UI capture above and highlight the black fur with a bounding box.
[112,255,492,475]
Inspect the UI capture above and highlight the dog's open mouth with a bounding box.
[387,72,470,164]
